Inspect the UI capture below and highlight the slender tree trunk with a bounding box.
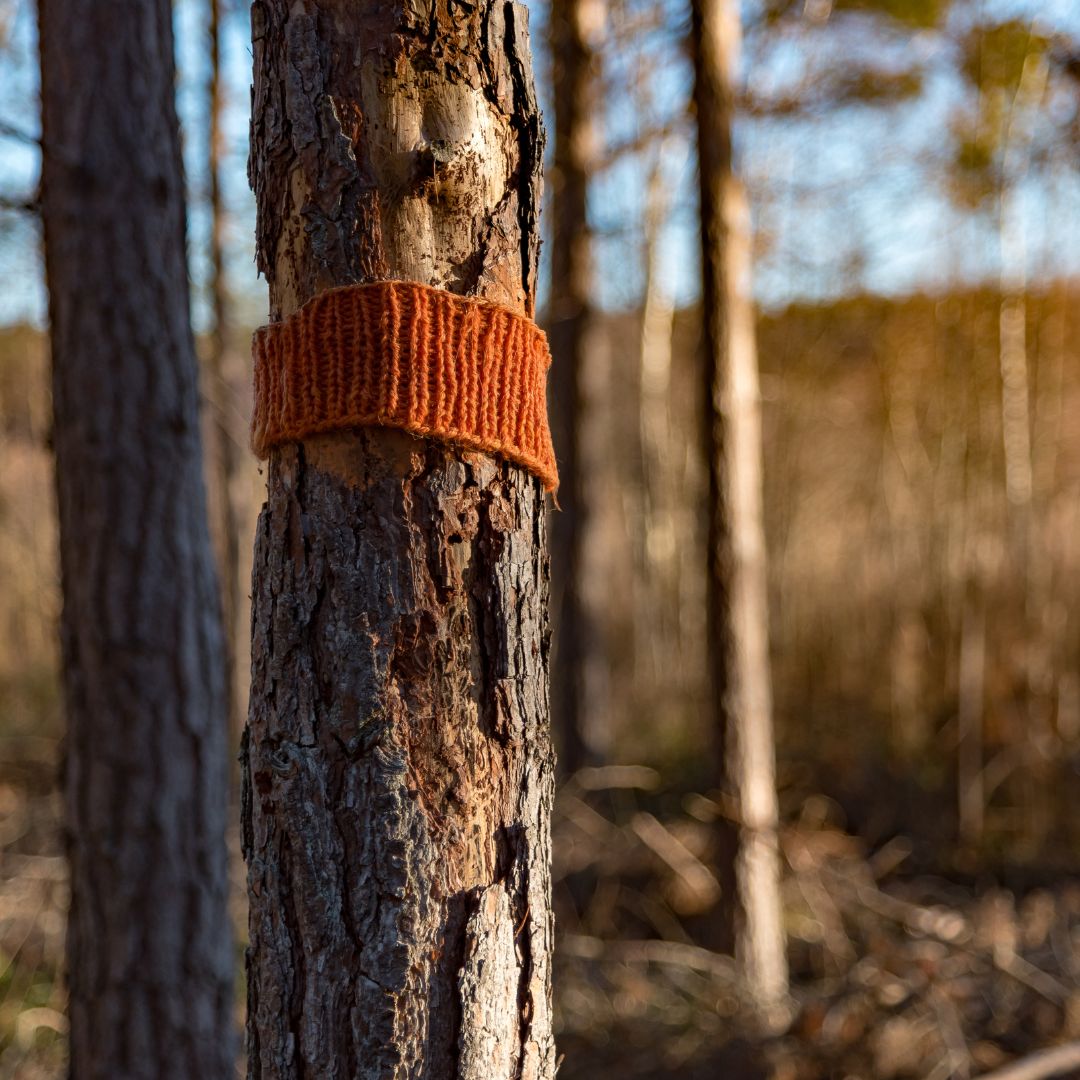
[881,322,931,762]
[242,2,555,1077]
[996,37,1053,852]
[205,0,244,745]
[548,0,602,776]
[638,153,677,698]
[38,1,235,1075]
[691,0,788,1016]
[957,581,987,846]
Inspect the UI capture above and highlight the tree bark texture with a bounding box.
[691,0,789,1014]
[38,0,235,1075]
[547,0,602,775]
[243,2,554,1077]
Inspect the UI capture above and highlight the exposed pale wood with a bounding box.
[243,1,554,1076]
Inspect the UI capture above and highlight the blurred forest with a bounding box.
[2,0,1080,1076]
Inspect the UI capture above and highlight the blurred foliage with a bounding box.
[746,65,925,116]
[947,20,1075,209]
[959,19,1049,96]
[833,0,949,29]
[760,0,950,29]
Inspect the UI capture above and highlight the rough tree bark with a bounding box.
[548,0,602,775]
[38,0,235,1075]
[691,0,789,1016]
[242,1,555,1077]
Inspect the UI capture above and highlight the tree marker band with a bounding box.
[251,280,558,492]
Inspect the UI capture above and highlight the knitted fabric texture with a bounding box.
[251,280,558,491]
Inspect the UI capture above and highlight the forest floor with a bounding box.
[2,749,1080,1079]
[0,688,65,1080]
[552,768,1080,1080]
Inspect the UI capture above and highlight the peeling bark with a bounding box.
[38,0,234,1075]
[243,2,554,1077]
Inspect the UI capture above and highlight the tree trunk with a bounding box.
[691,0,789,1016]
[957,581,987,846]
[38,1,235,1075]
[242,2,555,1077]
[638,147,679,716]
[548,0,602,775]
[205,0,245,746]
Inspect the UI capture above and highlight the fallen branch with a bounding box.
[631,811,722,912]
[819,864,1071,1004]
[560,933,738,982]
[975,1041,1080,1080]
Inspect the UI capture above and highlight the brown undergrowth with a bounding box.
[553,767,1080,1080]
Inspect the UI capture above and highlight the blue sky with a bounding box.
[0,0,1078,328]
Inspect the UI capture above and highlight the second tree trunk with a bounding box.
[691,0,789,1016]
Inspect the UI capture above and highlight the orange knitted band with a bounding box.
[251,280,558,491]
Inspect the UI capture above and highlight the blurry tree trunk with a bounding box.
[549,0,603,775]
[999,197,1047,853]
[691,0,788,1016]
[881,316,931,762]
[955,290,1002,848]
[998,287,1032,519]
[957,580,987,846]
[998,39,1056,850]
[996,32,1042,532]
[242,2,555,1077]
[638,155,677,695]
[1033,284,1074,794]
[205,0,244,743]
[38,1,234,1075]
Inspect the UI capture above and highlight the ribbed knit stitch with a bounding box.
[251,280,558,491]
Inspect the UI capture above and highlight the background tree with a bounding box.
[549,0,605,775]
[204,0,244,745]
[37,0,234,1074]
[691,0,788,1015]
[946,17,1072,847]
[242,0,555,1075]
